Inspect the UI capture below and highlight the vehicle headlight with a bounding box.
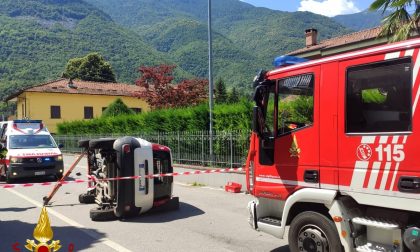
[10,157,23,163]
[55,155,63,161]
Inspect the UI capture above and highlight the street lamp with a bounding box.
[208,0,214,165]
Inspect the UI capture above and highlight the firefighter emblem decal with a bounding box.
[356,144,372,161]
[289,135,301,158]
[25,207,61,252]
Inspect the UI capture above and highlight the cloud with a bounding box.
[298,0,360,17]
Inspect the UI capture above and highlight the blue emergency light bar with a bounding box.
[13,120,42,123]
[273,55,308,68]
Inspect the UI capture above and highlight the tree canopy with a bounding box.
[102,98,134,117]
[135,64,208,109]
[215,78,228,104]
[62,52,117,82]
[370,0,420,42]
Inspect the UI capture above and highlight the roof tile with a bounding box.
[288,26,383,55]
[12,79,145,98]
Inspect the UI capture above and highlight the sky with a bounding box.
[240,0,373,17]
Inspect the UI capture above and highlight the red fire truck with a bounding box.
[246,38,420,252]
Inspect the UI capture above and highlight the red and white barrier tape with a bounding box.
[1,167,243,189]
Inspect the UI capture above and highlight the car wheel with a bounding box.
[90,207,117,221]
[79,193,96,204]
[89,138,116,150]
[288,211,343,252]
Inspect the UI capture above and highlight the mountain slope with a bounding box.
[85,0,351,84]
[0,0,182,100]
[333,9,389,31]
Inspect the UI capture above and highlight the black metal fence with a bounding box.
[54,131,250,168]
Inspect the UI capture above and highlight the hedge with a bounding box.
[57,100,253,134]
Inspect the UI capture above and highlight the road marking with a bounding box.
[6,189,132,252]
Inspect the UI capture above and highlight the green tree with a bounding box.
[102,98,134,118]
[370,0,420,42]
[215,77,228,104]
[62,52,116,82]
[228,87,240,104]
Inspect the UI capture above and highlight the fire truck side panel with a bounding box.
[319,62,339,190]
[336,50,420,211]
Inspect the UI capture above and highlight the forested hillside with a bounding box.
[0,0,353,101]
[333,9,389,31]
[0,0,180,100]
[85,0,351,88]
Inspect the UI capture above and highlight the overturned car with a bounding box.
[78,137,179,221]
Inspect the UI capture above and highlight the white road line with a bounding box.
[6,189,132,252]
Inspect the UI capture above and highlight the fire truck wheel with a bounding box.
[89,138,116,150]
[79,193,96,204]
[90,207,117,221]
[288,211,343,252]
[78,139,90,148]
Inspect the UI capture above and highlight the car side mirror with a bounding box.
[58,143,64,149]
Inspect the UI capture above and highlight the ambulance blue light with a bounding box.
[13,120,42,123]
[273,55,308,68]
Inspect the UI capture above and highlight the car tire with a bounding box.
[288,211,343,252]
[89,138,116,150]
[79,193,96,204]
[90,207,117,221]
[78,139,90,148]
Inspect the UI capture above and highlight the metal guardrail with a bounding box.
[54,131,250,168]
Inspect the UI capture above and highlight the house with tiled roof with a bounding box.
[5,79,149,133]
[288,27,391,60]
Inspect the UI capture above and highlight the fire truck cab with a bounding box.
[246,38,420,252]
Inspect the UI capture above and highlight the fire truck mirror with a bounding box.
[252,106,262,136]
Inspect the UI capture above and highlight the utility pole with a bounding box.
[208,0,214,165]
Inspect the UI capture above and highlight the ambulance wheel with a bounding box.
[288,211,343,252]
[90,207,116,221]
[79,193,96,204]
[56,173,63,180]
[78,139,90,148]
[89,138,116,150]
[5,171,13,184]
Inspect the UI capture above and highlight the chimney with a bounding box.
[305,28,318,47]
[67,78,77,89]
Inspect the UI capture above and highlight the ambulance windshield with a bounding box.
[9,135,57,149]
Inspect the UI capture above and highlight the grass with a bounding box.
[190,182,206,187]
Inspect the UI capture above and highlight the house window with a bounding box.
[84,107,93,119]
[102,107,107,112]
[50,106,61,119]
[346,58,412,133]
[131,108,142,113]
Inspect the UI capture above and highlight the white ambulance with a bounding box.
[0,120,63,183]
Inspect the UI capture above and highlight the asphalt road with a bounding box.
[0,155,289,252]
